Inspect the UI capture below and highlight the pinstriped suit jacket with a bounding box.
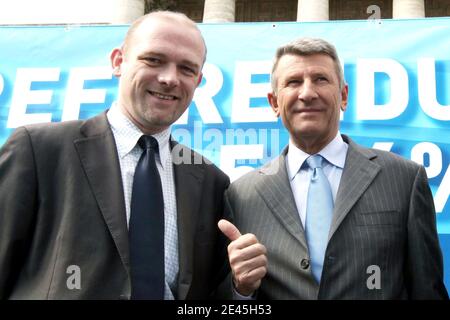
[225,135,448,299]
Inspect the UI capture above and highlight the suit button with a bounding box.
[300,258,310,269]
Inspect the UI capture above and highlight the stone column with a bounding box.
[393,0,425,19]
[297,0,329,21]
[112,0,145,24]
[203,0,235,23]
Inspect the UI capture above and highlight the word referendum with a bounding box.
[1,58,450,128]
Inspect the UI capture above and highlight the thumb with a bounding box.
[218,219,242,241]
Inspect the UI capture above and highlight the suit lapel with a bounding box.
[329,135,380,240]
[256,150,308,249]
[172,142,204,300]
[73,112,130,274]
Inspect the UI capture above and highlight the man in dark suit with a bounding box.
[0,11,230,299]
[220,37,448,299]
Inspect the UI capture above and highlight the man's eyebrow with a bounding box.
[137,52,201,71]
[283,71,303,79]
[137,51,165,59]
[180,59,201,71]
[312,71,329,77]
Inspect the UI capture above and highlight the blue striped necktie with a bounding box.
[305,154,334,283]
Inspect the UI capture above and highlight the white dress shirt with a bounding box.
[286,133,348,229]
[107,103,179,300]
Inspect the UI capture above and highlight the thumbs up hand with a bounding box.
[218,219,267,296]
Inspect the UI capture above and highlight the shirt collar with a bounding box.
[106,103,172,169]
[287,132,348,180]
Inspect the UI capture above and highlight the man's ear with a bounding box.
[110,48,123,77]
[340,84,349,111]
[268,92,280,117]
[196,72,203,87]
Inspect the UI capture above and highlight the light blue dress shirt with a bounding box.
[286,133,349,229]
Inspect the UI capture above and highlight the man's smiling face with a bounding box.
[111,15,205,134]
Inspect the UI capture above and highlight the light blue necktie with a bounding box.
[305,155,334,283]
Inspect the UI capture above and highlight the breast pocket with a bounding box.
[353,210,402,226]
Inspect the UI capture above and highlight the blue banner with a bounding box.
[0,18,449,290]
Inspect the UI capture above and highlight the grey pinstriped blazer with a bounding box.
[225,134,448,299]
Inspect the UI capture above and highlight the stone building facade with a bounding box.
[0,0,449,25]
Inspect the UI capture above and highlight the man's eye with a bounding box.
[146,57,161,64]
[287,79,300,86]
[317,76,328,82]
[181,66,196,75]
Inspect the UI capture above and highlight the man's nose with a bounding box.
[157,64,180,88]
[298,80,318,102]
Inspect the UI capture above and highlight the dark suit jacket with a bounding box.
[0,112,230,299]
[225,135,448,299]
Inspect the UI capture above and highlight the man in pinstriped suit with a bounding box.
[222,38,448,299]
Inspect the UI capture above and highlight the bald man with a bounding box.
[0,11,230,300]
